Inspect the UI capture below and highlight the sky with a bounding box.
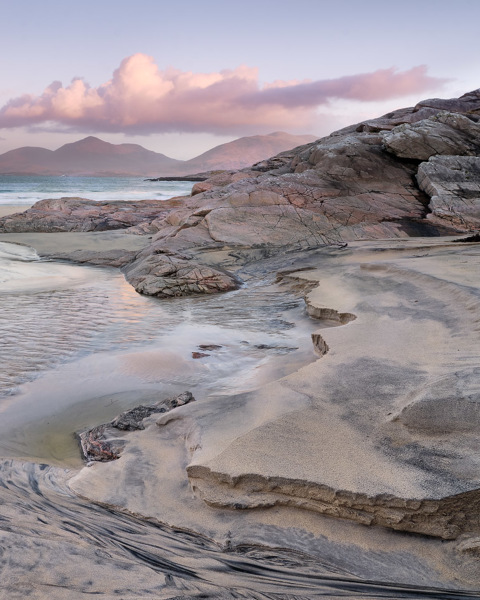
[0,0,479,160]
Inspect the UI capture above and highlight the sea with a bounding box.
[0,173,196,206]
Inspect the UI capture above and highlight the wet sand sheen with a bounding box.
[2,459,480,599]
[0,241,319,467]
[1,236,480,596]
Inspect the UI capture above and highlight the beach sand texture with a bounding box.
[1,89,480,596]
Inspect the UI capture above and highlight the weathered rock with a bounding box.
[3,90,480,300]
[0,197,184,233]
[191,170,254,195]
[111,405,168,431]
[417,155,480,230]
[383,112,480,160]
[78,424,126,462]
[123,251,239,297]
[414,88,480,116]
[78,391,195,462]
[356,88,480,133]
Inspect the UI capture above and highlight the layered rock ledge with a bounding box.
[70,237,480,544]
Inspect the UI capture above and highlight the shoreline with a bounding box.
[1,86,480,594]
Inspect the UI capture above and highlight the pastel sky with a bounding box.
[1,0,478,159]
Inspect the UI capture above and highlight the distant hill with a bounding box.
[0,136,183,176]
[0,132,318,177]
[177,132,318,173]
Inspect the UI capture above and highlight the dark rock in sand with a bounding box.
[111,405,168,431]
[198,344,223,351]
[78,391,195,462]
[78,424,127,462]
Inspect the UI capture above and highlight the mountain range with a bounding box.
[0,132,317,177]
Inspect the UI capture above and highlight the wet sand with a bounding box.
[70,236,480,590]
[1,232,480,596]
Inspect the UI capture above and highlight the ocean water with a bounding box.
[0,174,195,205]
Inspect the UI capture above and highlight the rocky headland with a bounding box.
[1,89,480,592]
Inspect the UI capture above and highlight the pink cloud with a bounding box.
[0,54,449,135]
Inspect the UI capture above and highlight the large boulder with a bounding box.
[417,155,480,230]
[123,250,238,297]
[383,112,480,161]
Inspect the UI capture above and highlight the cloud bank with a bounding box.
[0,54,448,135]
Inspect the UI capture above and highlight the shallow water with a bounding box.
[1,244,480,597]
[0,242,317,466]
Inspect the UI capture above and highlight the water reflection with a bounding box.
[0,243,317,464]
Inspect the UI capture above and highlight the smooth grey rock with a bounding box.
[383,112,480,160]
[417,155,480,230]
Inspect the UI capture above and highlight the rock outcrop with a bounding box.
[78,391,195,462]
[2,89,479,300]
[0,197,184,233]
[58,89,480,551]
[383,112,480,161]
[417,155,480,230]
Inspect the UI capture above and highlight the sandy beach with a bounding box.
[1,226,480,595]
[0,87,479,597]
[0,204,31,218]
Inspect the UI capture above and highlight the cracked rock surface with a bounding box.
[2,90,480,299]
[0,196,184,233]
[417,155,480,230]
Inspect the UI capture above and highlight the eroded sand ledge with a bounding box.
[69,237,480,565]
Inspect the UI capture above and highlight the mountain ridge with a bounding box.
[0,132,317,177]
